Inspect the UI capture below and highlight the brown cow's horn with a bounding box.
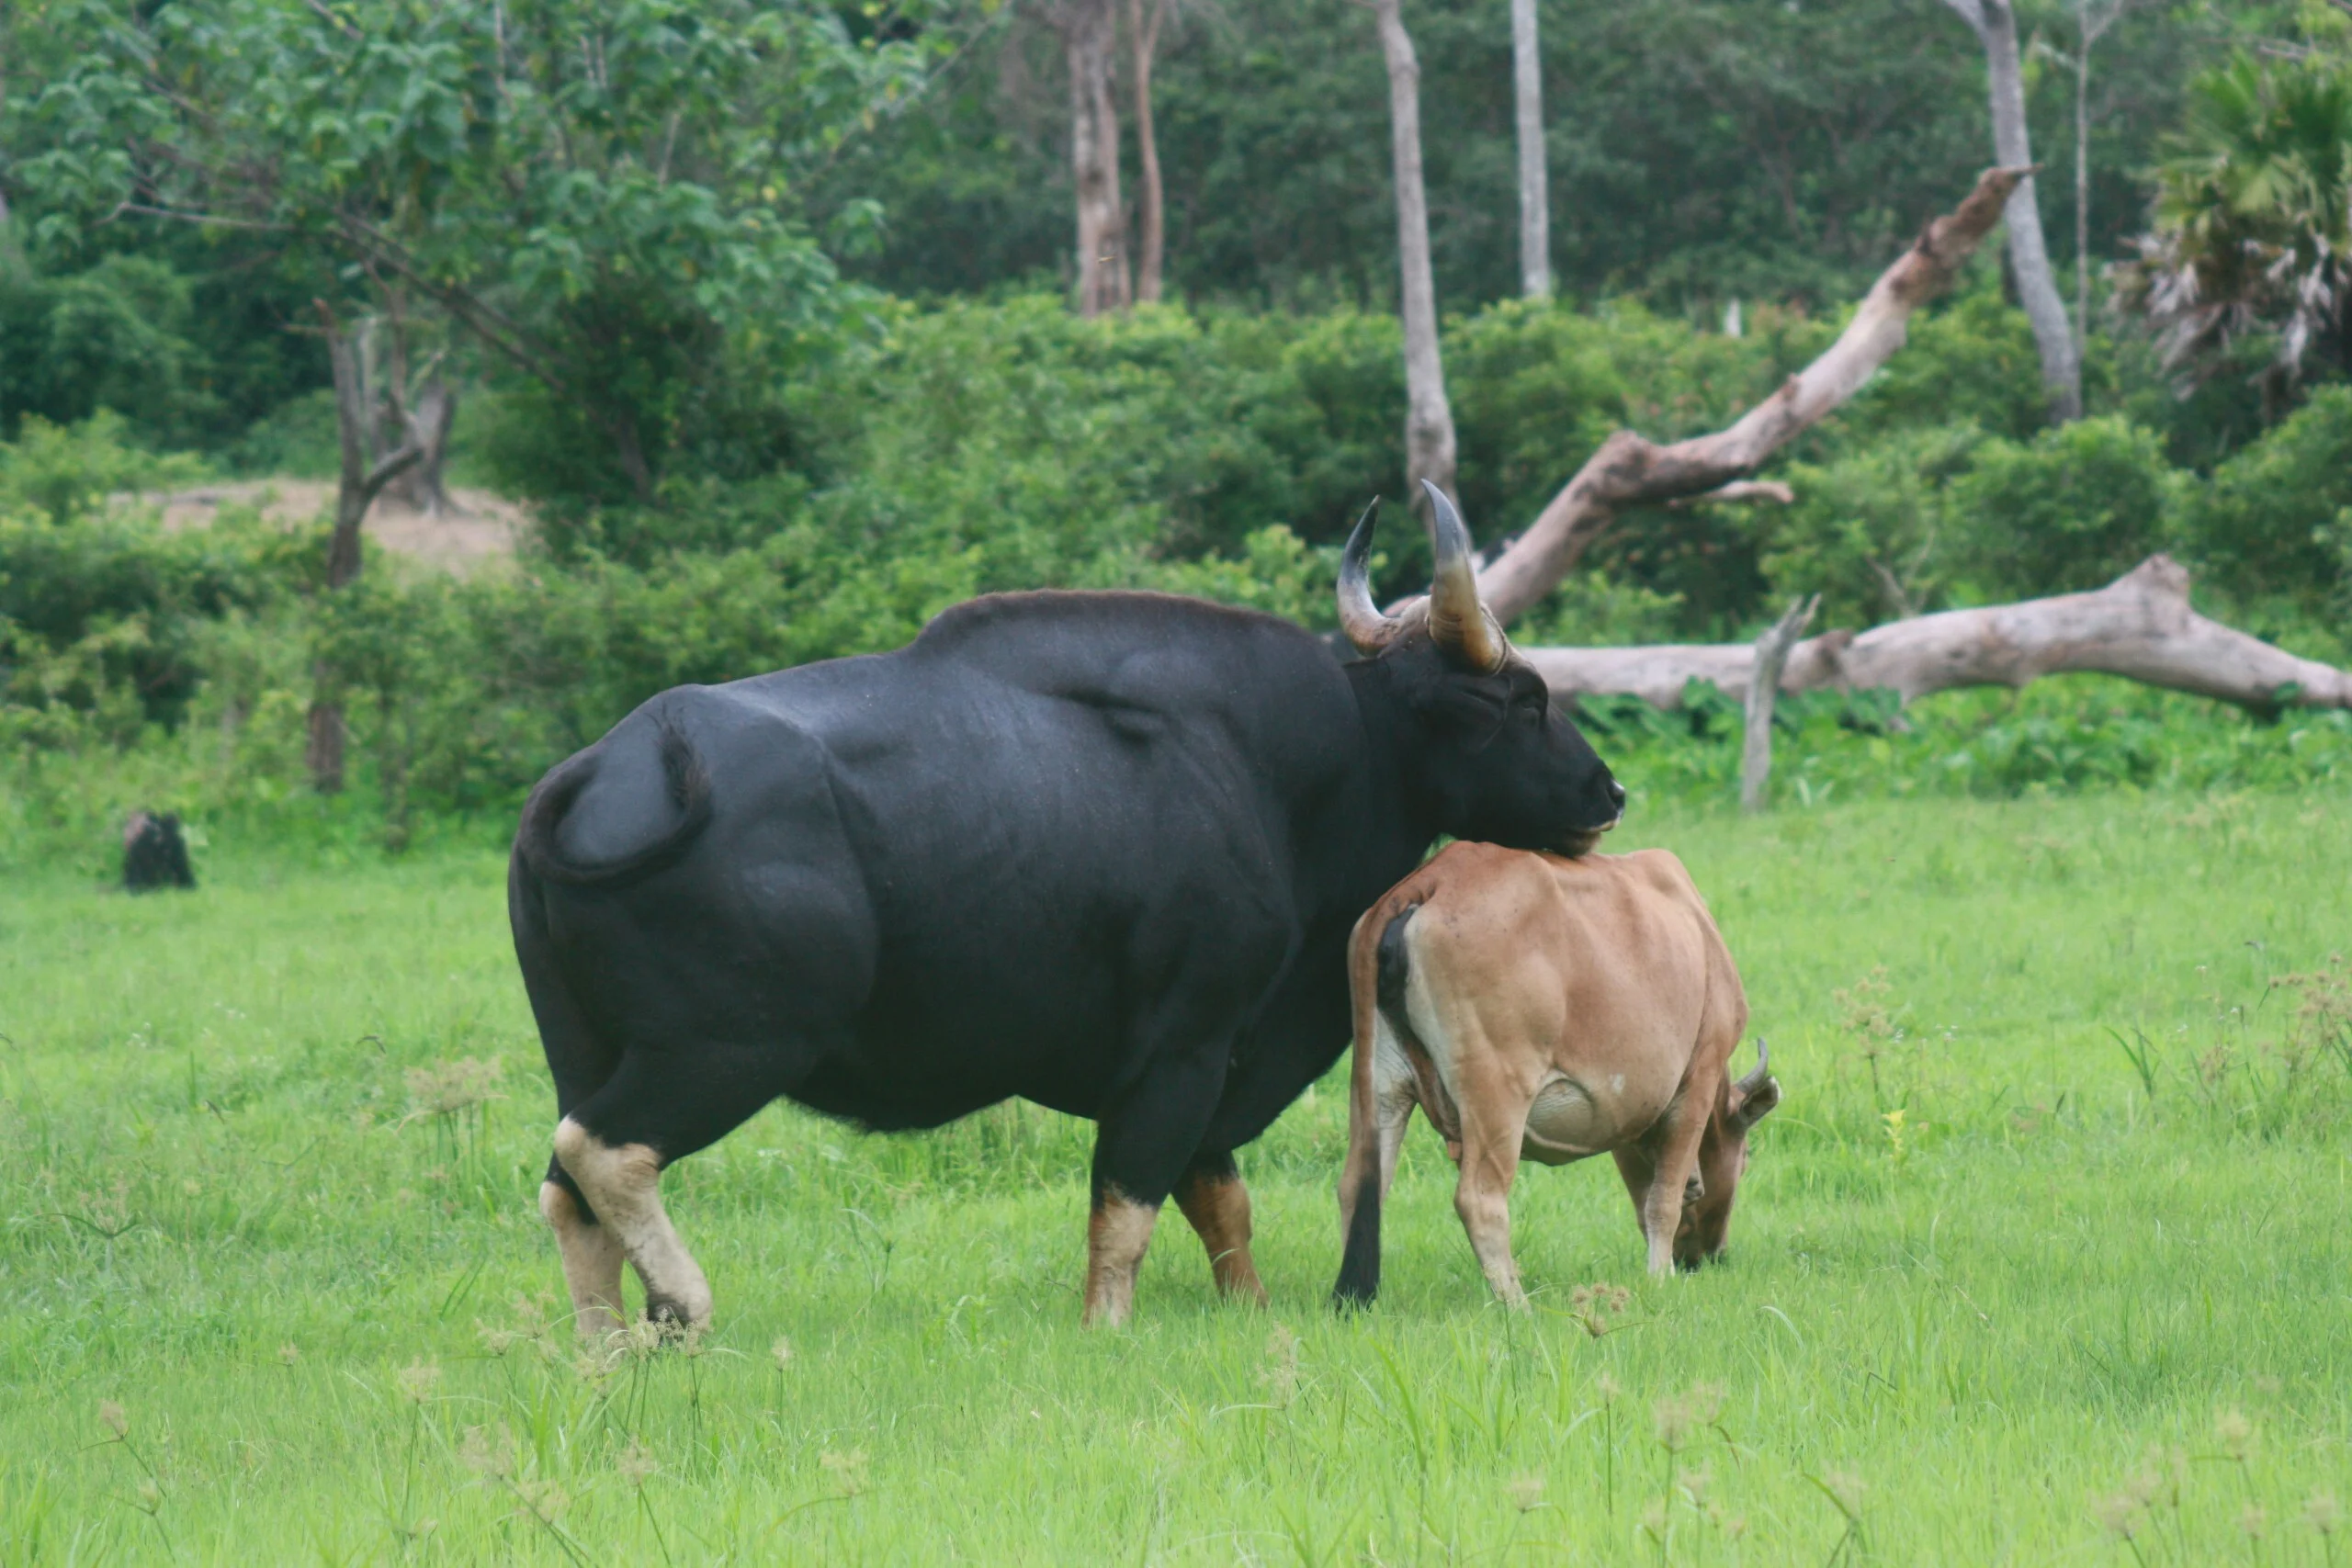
[1336,498,1402,655]
[1420,479,1506,673]
[1735,1038,1772,1100]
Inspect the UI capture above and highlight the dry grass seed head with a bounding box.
[458,1424,516,1480]
[820,1448,869,1497]
[98,1400,129,1438]
[616,1438,659,1489]
[1507,1472,1545,1512]
[394,1358,441,1404]
[1652,1382,1724,1450]
[2215,1408,2255,1461]
[771,1337,795,1371]
[401,1056,505,1122]
[1819,1467,1867,1520]
[2305,1492,2341,1536]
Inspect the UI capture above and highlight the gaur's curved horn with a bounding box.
[1734,1038,1772,1101]
[1419,479,1507,673]
[1336,498,1402,656]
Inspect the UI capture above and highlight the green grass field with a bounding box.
[5,790,2350,1563]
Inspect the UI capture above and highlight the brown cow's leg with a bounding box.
[1083,1190,1161,1327]
[1174,1154,1267,1305]
[539,1180,627,1339]
[1622,1103,1709,1277]
[1451,1090,1532,1307]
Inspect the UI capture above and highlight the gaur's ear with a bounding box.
[1728,1074,1781,1134]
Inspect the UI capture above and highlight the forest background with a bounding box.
[5,0,2352,864]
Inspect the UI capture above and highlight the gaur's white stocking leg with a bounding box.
[1084,1191,1162,1327]
[552,1118,712,1330]
[539,1180,627,1338]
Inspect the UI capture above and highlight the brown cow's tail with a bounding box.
[1333,897,1418,1309]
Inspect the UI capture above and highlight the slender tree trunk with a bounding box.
[2075,31,2091,347]
[1127,0,1168,303]
[308,305,423,795]
[1057,0,1131,318]
[1510,0,1551,299]
[1373,0,1458,505]
[1944,0,2082,422]
[1740,596,1817,813]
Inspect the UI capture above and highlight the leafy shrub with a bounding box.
[2177,384,2352,613]
[0,412,209,525]
[0,256,219,446]
[1943,415,2181,598]
[1765,423,1984,626]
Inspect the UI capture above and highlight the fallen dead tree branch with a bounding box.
[1521,556,2352,715]
[1476,166,2028,624]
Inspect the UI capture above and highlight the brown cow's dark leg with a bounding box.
[1174,1152,1267,1305]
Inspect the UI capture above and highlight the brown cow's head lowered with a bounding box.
[1335,483,1624,857]
[1678,1039,1782,1267]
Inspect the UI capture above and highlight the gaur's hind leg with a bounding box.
[1173,1150,1266,1306]
[554,1044,800,1333]
[539,1166,626,1337]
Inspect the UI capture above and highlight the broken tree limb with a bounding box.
[1668,479,1793,510]
[1741,595,1818,813]
[1476,165,2028,624]
[1521,557,2352,714]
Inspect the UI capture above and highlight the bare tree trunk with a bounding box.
[400,376,459,516]
[1521,558,2352,715]
[308,304,424,795]
[1127,0,1169,304]
[2070,2,2125,356]
[1740,596,1818,813]
[1056,0,1131,318]
[1510,0,1551,298]
[1476,168,2027,623]
[2075,29,2091,345]
[1942,0,2082,422]
[1372,0,1458,504]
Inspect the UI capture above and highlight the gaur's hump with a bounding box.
[915,589,1319,656]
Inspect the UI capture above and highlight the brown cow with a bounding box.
[1330,842,1778,1306]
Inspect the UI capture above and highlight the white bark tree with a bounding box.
[1126,0,1170,303]
[1049,0,1131,318]
[2059,0,2129,349]
[1511,0,1550,298]
[1941,0,2083,422]
[1475,167,2030,622]
[1371,0,1458,504]
[1521,558,2352,716]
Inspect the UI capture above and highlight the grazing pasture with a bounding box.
[4,790,2349,1563]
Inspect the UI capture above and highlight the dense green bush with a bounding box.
[1765,423,1984,626]
[1943,415,2183,598]
[2177,385,2352,613]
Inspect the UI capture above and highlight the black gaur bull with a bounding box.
[512,482,1624,1334]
